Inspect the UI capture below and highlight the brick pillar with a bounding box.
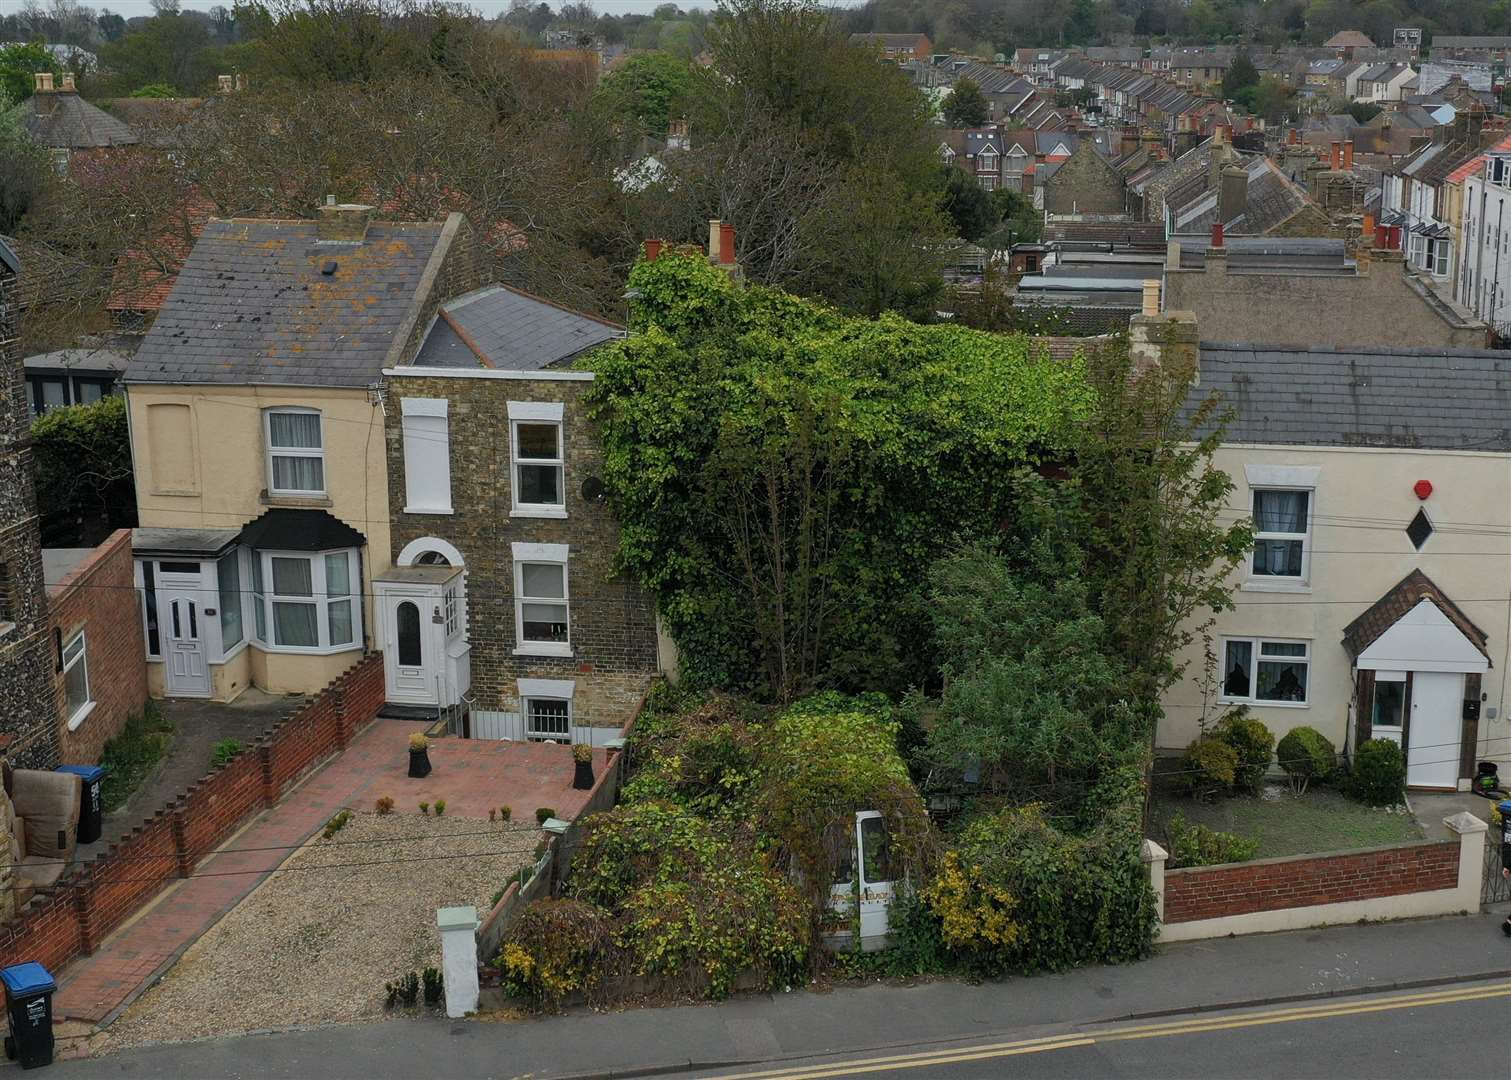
[258,743,276,807]
[332,684,351,750]
[170,805,192,878]
[72,869,96,955]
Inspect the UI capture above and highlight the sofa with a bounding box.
[3,770,81,907]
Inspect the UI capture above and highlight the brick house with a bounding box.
[1043,140,1128,216]
[0,238,61,767]
[848,32,931,62]
[44,529,148,763]
[380,283,663,741]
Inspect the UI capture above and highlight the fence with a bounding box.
[1149,810,1489,942]
[0,652,386,974]
[1485,837,1510,905]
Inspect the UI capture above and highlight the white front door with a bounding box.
[1408,671,1464,789]
[163,594,211,697]
[382,590,439,705]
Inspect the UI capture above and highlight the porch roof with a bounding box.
[1341,569,1491,666]
[132,526,240,559]
[237,509,365,552]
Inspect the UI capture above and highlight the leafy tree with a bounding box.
[594,50,692,137]
[1346,99,1383,123]
[1221,50,1259,98]
[1234,75,1294,122]
[31,395,138,546]
[0,89,50,234]
[938,165,996,241]
[96,11,214,95]
[0,42,58,103]
[941,77,988,127]
[984,186,1041,246]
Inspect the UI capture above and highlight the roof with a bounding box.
[23,346,132,374]
[21,90,139,149]
[1325,30,1375,48]
[1187,343,1511,450]
[132,526,240,558]
[237,508,365,552]
[126,216,457,389]
[1431,36,1511,50]
[1173,156,1314,236]
[409,284,621,371]
[0,236,16,275]
[1341,570,1489,660]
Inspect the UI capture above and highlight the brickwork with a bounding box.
[1163,840,1460,924]
[1044,142,1128,215]
[0,652,384,975]
[0,247,60,768]
[49,529,149,764]
[385,373,659,729]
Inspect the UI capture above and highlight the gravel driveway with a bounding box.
[105,812,539,1048]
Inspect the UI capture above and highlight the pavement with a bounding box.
[1408,788,1497,843]
[46,909,1511,1079]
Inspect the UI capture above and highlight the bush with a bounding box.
[421,967,444,1006]
[1213,711,1274,794]
[210,739,243,769]
[535,807,556,824]
[384,971,420,1008]
[419,802,430,815]
[321,810,351,839]
[375,796,394,815]
[1180,737,1238,799]
[1161,813,1259,869]
[572,743,593,764]
[434,798,446,816]
[497,899,616,1009]
[1348,739,1406,806]
[500,806,512,821]
[1276,726,1335,794]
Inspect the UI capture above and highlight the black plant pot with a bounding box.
[409,747,432,778]
[573,758,595,790]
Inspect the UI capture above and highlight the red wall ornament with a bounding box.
[1413,480,1433,500]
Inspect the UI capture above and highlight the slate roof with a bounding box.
[1325,30,1375,48]
[1431,36,1511,50]
[24,346,131,374]
[1173,156,1313,236]
[410,285,621,371]
[125,217,456,388]
[1186,343,1511,451]
[1340,570,1490,660]
[21,90,139,149]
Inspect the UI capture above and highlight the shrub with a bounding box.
[1276,726,1335,795]
[322,810,352,839]
[500,806,512,821]
[434,798,446,816]
[1348,739,1406,806]
[384,971,420,1008]
[498,899,617,1009]
[572,743,593,764]
[1180,737,1238,799]
[422,967,444,1006]
[1161,813,1259,868]
[375,796,394,815]
[210,739,243,769]
[409,733,429,751]
[419,802,430,815]
[535,807,556,824]
[1213,711,1274,794]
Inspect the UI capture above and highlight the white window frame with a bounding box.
[1218,637,1312,708]
[251,548,362,654]
[512,542,570,657]
[508,400,567,519]
[62,630,95,729]
[519,678,576,741]
[264,407,326,497]
[1243,466,1318,591]
[1432,238,1450,277]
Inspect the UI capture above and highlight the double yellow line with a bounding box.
[703,980,1511,1080]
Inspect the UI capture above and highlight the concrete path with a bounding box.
[50,910,1511,1079]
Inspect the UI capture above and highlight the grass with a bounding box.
[99,701,176,814]
[1150,784,1423,860]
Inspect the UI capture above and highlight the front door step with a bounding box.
[378,702,441,721]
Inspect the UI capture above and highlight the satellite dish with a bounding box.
[581,475,606,502]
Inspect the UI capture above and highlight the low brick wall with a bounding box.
[1163,840,1460,925]
[0,651,385,972]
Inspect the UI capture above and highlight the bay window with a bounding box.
[250,548,361,652]
[217,551,243,651]
[1220,638,1310,706]
[264,408,325,496]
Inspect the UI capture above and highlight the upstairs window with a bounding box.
[265,408,325,496]
[401,398,452,514]
[512,543,570,656]
[509,401,566,517]
[1251,488,1310,580]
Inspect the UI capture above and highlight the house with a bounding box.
[1152,314,1511,790]
[1325,30,1375,59]
[848,32,932,62]
[1455,138,1511,333]
[1326,61,1368,100]
[121,204,483,702]
[23,345,130,416]
[1380,121,1483,282]
[0,238,61,768]
[1354,63,1416,103]
[1429,35,1511,63]
[380,277,663,740]
[1043,140,1128,217]
[1304,58,1344,95]
[1169,49,1231,90]
[1167,153,1331,241]
[1417,61,1494,96]
[44,530,148,763]
[19,72,138,172]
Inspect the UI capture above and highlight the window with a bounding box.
[859,815,895,884]
[264,408,325,496]
[525,698,571,740]
[401,398,452,514]
[217,552,243,651]
[0,561,12,628]
[139,561,161,656]
[1433,239,1450,277]
[444,583,459,638]
[251,548,361,652]
[508,401,565,516]
[396,600,421,666]
[1220,638,1310,705]
[62,631,93,728]
[1251,488,1309,579]
[513,543,569,655]
[1372,673,1406,729]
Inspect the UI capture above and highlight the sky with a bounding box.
[84,0,861,15]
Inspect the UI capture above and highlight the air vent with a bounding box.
[1406,509,1433,550]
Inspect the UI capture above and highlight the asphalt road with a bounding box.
[686,978,1511,1080]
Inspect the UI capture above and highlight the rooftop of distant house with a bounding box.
[18,74,139,149]
[1325,30,1375,48]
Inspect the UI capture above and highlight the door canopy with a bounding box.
[1343,570,1490,674]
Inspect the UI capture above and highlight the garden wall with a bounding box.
[0,652,385,972]
[1149,811,1488,942]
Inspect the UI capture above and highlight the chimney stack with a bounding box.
[33,72,54,93]
[60,72,75,92]
[316,198,375,243]
[1219,163,1249,229]
[1343,139,1354,170]
[707,219,723,263]
[1128,309,1200,381]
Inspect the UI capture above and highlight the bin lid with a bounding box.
[57,765,107,782]
[1,964,56,996]
[1499,799,1511,814]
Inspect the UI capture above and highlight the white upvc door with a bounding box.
[380,586,441,705]
[1408,671,1464,789]
[162,593,211,697]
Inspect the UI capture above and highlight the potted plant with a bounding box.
[571,743,594,790]
[408,732,432,778]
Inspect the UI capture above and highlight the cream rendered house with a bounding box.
[1159,336,1511,790]
[123,205,478,701]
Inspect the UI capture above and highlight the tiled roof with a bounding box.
[1432,36,1511,49]
[410,285,620,371]
[1340,570,1489,660]
[20,91,139,149]
[1187,343,1511,450]
[1325,30,1375,47]
[126,216,456,388]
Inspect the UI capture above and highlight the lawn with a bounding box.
[1150,785,1423,860]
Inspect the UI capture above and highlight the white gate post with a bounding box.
[437,905,480,1018]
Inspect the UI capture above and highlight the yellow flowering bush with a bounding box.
[922,851,1022,951]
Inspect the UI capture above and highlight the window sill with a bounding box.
[513,644,573,658]
[403,506,454,516]
[1218,698,1311,710]
[66,700,97,731]
[261,492,333,508]
[1240,579,1312,594]
[510,507,568,520]
[251,641,363,657]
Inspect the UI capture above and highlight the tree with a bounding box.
[594,51,692,137]
[938,165,996,241]
[31,395,138,546]
[1346,99,1383,123]
[0,42,59,102]
[941,77,988,126]
[1221,50,1258,98]
[96,11,214,95]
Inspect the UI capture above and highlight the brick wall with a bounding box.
[49,529,149,764]
[0,651,385,971]
[1163,840,1460,924]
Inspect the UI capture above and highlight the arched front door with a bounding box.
[382,592,437,705]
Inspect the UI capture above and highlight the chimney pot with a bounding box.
[60,73,75,92]
[1141,279,1160,316]
[325,194,337,207]
[218,74,234,93]
[235,73,247,92]
[1343,139,1354,170]
[316,202,375,243]
[707,219,722,263]
[718,222,736,265]
[1211,221,1224,248]
[1330,141,1341,170]
[642,238,662,262]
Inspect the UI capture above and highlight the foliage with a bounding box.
[0,43,58,103]
[594,51,692,137]
[1221,50,1259,98]
[1276,726,1336,795]
[384,970,420,1008]
[129,83,181,98]
[1212,711,1274,794]
[572,743,594,764]
[422,967,444,1006]
[322,810,352,839]
[831,887,951,979]
[535,807,557,824]
[1161,812,1259,868]
[988,187,1042,245]
[99,702,175,814]
[585,252,1093,700]
[1180,737,1239,799]
[500,805,512,821]
[1232,77,1295,123]
[96,11,215,97]
[375,796,395,815]
[937,166,997,242]
[941,77,989,127]
[1347,739,1406,806]
[30,395,137,547]
[210,738,243,769]
[498,899,617,1009]
[408,733,428,751]
[1346,100,1383,123]
[419,802,429,815]
[434,799,446,816]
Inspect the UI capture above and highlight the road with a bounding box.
[690,979,1511,1080]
